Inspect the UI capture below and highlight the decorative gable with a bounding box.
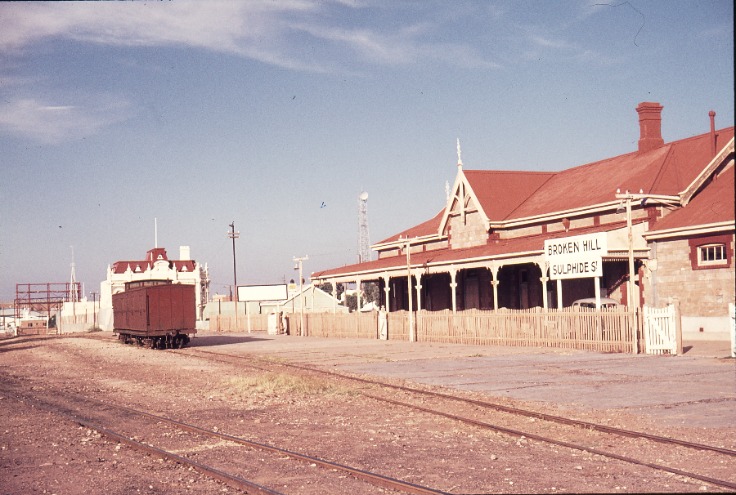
[440,163,491,249]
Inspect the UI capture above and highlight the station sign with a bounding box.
[544,232,608,280]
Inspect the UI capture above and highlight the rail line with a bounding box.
[181,347,736,491]
[1,384,448,495]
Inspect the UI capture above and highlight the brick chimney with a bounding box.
[636,102,664,153]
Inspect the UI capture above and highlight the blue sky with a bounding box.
[0,0,733,300]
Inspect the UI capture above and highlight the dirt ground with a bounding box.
[1,332,734,494]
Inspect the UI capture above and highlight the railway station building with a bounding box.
[311,102,735,340]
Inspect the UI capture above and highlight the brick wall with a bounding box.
[651,235,735,318]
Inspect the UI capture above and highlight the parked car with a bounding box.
[571,297,620,310]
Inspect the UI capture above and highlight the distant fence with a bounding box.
[57,314,96,334]
[300,312,378,339]
[209,314,270,333]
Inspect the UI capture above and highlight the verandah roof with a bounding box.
[313,221,633,281]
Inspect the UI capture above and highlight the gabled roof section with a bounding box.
[435,169,554,235]
[463,169,555,222]
[646,165,735,238]
[679,136,735,205]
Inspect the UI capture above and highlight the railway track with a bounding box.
[0,382,448,495]
[180,347,736,491]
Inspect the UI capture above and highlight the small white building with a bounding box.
[98,246,209,330]
[261,284,349,315]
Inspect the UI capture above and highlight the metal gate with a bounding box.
[643,305,677,355]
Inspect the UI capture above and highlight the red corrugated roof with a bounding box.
[464,170,555,221]
[314,125,734,279]
[375,209,445,245]
[507,127,733,221]
[649,165,735,233]
[378,128,733,243]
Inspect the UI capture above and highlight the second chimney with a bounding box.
[636,102,664,153]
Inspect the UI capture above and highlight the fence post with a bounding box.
[729,302,735,358]
[378,308,388,340]
[673,299,683,356]
[633,307,640,354]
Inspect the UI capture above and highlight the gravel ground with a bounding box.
[1,332,734,494]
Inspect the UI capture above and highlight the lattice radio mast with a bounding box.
[358,191,371,263]
[69,245,78,302]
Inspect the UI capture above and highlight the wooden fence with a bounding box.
[302,312,378,339]
[294,307,639,353]
[416,308,637,353]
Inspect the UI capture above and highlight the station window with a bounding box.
[698,244,727,266]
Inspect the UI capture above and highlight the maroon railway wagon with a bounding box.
[112,280,196,349]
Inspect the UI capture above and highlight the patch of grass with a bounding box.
[224,372,347,397]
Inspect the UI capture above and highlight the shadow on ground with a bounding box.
[189,334,272,347]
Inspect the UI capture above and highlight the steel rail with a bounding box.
[76,418,284,495]
[185,350,734,457]
[365,393,736,491]
[2,384,448,495]
[342,367,736,456]
[113,404,449,495]
[182,349,736,489]
[0,386,282,495]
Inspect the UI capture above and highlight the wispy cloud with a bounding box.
[0,1,496,71]
[525,31,619,66]
[0,97,132,144]
[292,21,499,69]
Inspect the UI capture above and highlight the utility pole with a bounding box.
[90,291,97,330]
[293,255,308,336]
[228,222,240,330]
[616,189,676,355]
[405,238,415,342]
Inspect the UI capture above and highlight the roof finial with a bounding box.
[456,138,463,169]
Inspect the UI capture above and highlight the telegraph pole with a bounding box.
[405,238,415,342]
[90,291,97,330]
[293,255,308,336]
[228,222,240,329]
